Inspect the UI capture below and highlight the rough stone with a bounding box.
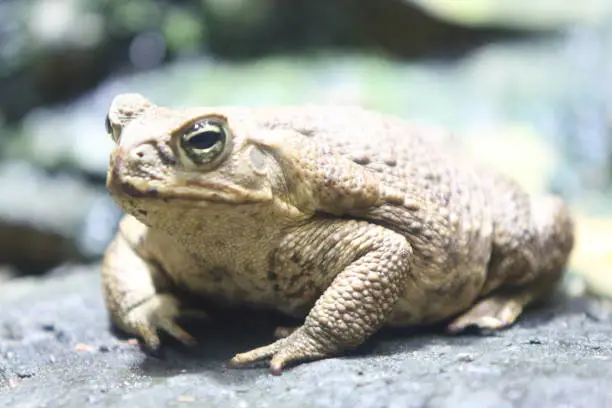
[0,266,611,407]
[0,161,121,274]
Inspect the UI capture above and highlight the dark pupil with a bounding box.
[186,130,222,150]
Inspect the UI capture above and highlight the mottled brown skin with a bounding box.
[102,93,574,374]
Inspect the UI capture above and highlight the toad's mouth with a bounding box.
[106,156,271,205]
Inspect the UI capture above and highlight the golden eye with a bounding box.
[180,119,227,164]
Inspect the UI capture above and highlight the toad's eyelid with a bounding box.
[180,118,226,140]
[186,123,223,137]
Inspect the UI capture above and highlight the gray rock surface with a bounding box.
[0,161,121,274]
[1,266,611,407]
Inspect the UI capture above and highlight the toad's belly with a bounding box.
[175,261,489,327]
[157,226,491,325]
[171,265,325,318]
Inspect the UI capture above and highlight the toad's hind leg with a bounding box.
[229,220,413,374]
[447,289,534,333]
[448,194,574,333]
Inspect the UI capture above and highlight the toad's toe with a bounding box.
[229,327,332,375]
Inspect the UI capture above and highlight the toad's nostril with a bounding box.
[130,143,157,162]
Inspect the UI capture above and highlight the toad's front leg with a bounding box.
[230,220,413,374]
[102,217,208,352]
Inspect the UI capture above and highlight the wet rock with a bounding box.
[455,352,475,362]
[0,160,119,274]
[585,298,612,323]
[0,0,533,124]
[203,0,529,60]
[0,222,77,276]
[0,266,611,407]
[0,266,17,283]
[409,0,612,29]
[0,0,109,123]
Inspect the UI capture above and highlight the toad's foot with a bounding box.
[446,293,528,333]
[122,293,208,352]
[229,326,335,375]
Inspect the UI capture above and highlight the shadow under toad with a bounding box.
[126,290,597,382]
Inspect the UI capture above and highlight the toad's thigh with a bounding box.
[386,265,488,327]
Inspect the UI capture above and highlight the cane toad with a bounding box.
[102,93,574,374]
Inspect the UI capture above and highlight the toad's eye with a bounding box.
[180,119,228,164]
[183,130,220,150]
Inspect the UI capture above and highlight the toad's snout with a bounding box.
[129,142,156,160]
[106,143,166,198]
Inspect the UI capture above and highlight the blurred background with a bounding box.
[0,0,611,299]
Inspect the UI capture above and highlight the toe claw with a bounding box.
[121,294,204,352]
[228,354,256,368]
[137,324,162,350]
[159,320,197,346]
[228,327,333,373]
[139,332,165,358]
[269,360,284,376]
[229,340,283,368]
